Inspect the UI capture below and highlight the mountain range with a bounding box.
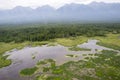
[0,2,120,24]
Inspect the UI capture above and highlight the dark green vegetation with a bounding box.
[21,50,120,80]
[20,67,38,76]
[0,24,120,43]
[66,54,78,58]
[0,55,11,68]
[69,46,91,51]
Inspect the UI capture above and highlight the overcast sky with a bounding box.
[0,0,120,9]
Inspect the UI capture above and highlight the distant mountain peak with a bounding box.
[90,1,105,4]
[0,2,120,24]
[36,5,55,10]
[13,6,32,10]
[41,5,53,8]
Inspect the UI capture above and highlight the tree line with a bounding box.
[0,23,120,43]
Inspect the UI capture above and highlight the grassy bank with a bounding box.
[69,46,91,51]
[55,36,88,47]
[66,54,78,58]
[95,34,120,50]
[0,42,29,68]
[0,41,49,68]
[20,67,38,76]
[0,55,11,68]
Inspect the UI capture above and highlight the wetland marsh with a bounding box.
[0,24,120,80]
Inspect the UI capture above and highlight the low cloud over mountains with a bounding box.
[0,2,120,24]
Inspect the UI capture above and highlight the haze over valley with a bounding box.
[0,2,120,24]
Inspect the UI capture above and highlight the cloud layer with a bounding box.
[0,0,120,9]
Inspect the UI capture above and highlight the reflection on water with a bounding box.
[0,40,112,80]
[78,39,112,53]
[0,45,86,80]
